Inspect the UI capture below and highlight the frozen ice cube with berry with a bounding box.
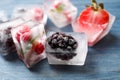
[11,23,46,68]
[44,0,77,28]
[72,0,115,46]
[12,6,47,25]
[0,18,24,55]
[45,32,88,65]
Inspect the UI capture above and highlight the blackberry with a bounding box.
[1,27,17,55]
[5,27,12,34]
[51,52,77,60]
[6,38,13,47]
[47,32,78,60]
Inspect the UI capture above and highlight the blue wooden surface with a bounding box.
[0,0,120,80]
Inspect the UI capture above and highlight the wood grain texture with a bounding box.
[0,0,120,80]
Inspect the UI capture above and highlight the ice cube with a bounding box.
[72,13,115,46]
[0,18,24,55]
[11,23,46,68]
[45,31,88,65]
[0,10,8,22]
[44,0,77,28]
[92,14,116,46]
[12,6,47,25]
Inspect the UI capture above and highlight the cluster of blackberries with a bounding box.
[48,32,78,50]
[47,32,78,60]
[1,27,16,55]
[50,52,77,60]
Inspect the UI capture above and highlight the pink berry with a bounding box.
[21,32,31,42]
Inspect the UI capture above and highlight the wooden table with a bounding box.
[0,0,120,80]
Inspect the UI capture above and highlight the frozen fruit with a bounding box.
[11,23,46,68]
[32,42,45,54]
[0,18,24,55]
[21,32,31,42]
[78,1,109,28]
[47,32,78,60]
[44,0,77,28]
[72,0,116,46]
[12,6,47,25]
[51,52,77,60]
[19,25,31,34]
[78,0,109,43]
[48,32,78,51]
[15,25,31,43]
[32,7,44,21]
[46,31,88,65]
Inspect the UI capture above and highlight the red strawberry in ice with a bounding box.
[54,1,62,9]
[32,7,44,21]
[78,3,109,28]
[16,25,31,43]
[16,32,21,43]
[21,32,31,42]
[19,25,31,34]
[76,0,109,46]
[63,11,72,22]
[32,42,45,54]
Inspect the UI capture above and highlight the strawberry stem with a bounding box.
[99,3,104,9]
[91,0,98,11]
[92,0,97,3]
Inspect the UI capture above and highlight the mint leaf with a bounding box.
[56,4,65,13]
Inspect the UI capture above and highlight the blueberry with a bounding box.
[63,37,69,42]
[52,34,58,39]
[67,46,72,51]
[51,39,57,44]
[58,42,64,48]
[73,43,78,49]
[57,34,63,40]
[68,39,75,45]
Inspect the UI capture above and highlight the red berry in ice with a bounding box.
[19,25,31,34]
[16,32,21,43]
[16,25,31,43]
[21,32,31,42]
[32,42,45,54]
[32,7,44,21]
[78,0,109,27]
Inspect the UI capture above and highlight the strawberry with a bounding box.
[32,7,44,21]
[16,32,21,43]
[63,11,72,22]
[19,25,31,34]
[32,42,44,54]
[54,1,62,9]
[52,1,65,13]
[76,0,109,46]
[78,0,109,28]
[21,32,31,42]
[16,25,31,43]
